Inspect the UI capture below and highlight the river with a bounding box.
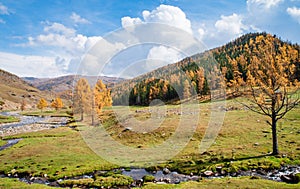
[0,111,68,137]
[0,111,46,129]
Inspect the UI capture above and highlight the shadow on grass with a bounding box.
[231,153,273,162]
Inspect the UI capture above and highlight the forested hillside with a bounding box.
[111,33,300,105]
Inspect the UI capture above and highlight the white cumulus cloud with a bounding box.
[25,22,104,74]
[121,16,142,28]
[142,4,192,33]
[121,4,192,34]
[287,7,300,23]
[28,22,100,56]
[196,13,252,47]
[0,52,62,77]
[215,13,246,36]
[147,46,183,64]
[117,4,198,77]
[70,12,90,24]
[145,45,184,72]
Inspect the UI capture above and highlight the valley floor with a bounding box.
[0,99,299,188]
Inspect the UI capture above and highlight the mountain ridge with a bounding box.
[23,75,124,93]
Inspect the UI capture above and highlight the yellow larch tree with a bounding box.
[245,35,300,155]
[51,97,64,111]
[94,80,112,119]
[73,78,91,121]
[37,98,48,112]
[183,79,191,99]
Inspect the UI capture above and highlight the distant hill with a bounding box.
[23,75,124,93]
[111,32,300,105]
[0,69,46,110]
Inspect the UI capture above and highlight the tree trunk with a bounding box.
[80,109,83,121]
[271,114,279,155]
[91,94,95,126]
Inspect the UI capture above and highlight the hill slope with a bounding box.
[23,75,124,93]
[0,69,45,110]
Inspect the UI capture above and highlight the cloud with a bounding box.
[0,3,9,15]
[24,22,105,75]
[247,0,284,10]
[196,13,249,47]
[146,45,183,70]
[215,13,246,36]
[197,27,206,41]
[28,22,99,56]
[287,7,300,23]
[117,4,201,77]
[0,3,9,24]
[0,52,62,77]
[79,39,126,76]
[14,5,204,77]
[121,16,142,28]
[121,4,192,34]
[142,4,192,33]
[44,22,76,36]
[70,12,91,24]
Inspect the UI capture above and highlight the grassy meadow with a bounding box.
[0,114,20,124]
[0,98,299,188]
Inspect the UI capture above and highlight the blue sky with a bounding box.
[0,0,300,77]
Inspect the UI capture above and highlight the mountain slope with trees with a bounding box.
[111,32,300,106]
[111,32,300,156]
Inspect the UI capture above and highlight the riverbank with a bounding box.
[0,165,299,188]
[0,172,299,189]
[0,114,19,124]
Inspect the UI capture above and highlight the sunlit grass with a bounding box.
[0,114,20,123]
[143,177,300,189]
[0,178,55,189]
[0,127,117,180]
[0,98,299,187]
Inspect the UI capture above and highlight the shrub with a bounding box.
[143,175,155,182]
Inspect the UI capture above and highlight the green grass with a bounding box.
[99,100,300,174]
[59,173,133,188]
[0,139,6,146]
[0,114,20,123]
[143,177,300,189]
[21,109,73,118]
[0,98,299,188]
[0,178,55,189]
[0,127,117,181]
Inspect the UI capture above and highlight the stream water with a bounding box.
[0,112,46,129]
[122,168,199,184]
[0,138,22,151]
[0,111,67,151]
[1,166,298,188]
